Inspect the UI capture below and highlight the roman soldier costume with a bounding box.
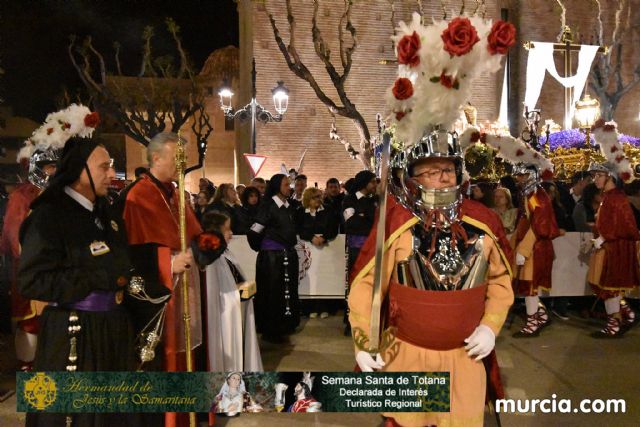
[587,121,639,336]
[348,11,517,426]
[480,133,561,337]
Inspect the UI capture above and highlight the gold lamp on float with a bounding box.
[574,93,601,149]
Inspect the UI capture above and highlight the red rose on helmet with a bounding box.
[395,111,407,121]
[441,17,480,57]
[397,31,421,67]
[84,112,100,128]
[487,20,516,55]
[621,172,631,182]
[392,77,414,100]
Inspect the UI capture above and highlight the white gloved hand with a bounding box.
[592,236,605,250]
[356,351,385,372]
[464,324,495,361]
[515,253,526,266]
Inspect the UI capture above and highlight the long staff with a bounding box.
[175,131,196,427]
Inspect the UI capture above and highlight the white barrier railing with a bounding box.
[228,232,638,298]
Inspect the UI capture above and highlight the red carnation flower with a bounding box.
[84,112,100,128]
[198,233,221,251]
[487,20,516,55]
[615,155,624,163]
[392,77,414,100]
[395,111,407,121]
[611,146,618,153]
[441,17,480,57]
[621,172,631,182]
[63,122,71,129]
[516,149,524,156]
[397,31,421,67]
[47,128,54,135]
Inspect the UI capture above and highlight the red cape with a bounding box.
[122,175,201,249]
[514,187,560,289]
[596,188,640,287]
[0,182,40,258]
[0,182,41,322]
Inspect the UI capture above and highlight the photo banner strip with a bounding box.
[17,372,450,413]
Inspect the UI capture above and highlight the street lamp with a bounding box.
[218,58,289,153]
[574,93,600,148]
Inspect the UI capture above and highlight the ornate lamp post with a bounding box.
[574,93,601,149]
[218,58,289,154]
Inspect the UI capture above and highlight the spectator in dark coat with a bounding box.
[235,186,262,235]
[541,181,571,231]
[572,183,601,232]
[210,183,240,233]
[195,190,212,224]
[470,182,494,208]
[323,177,344,235]
[557,171,591,231]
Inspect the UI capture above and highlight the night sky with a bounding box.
[1,0,239,122]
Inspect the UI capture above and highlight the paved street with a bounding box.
[2,301,638,426]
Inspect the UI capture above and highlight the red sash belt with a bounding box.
[387,281,487,351]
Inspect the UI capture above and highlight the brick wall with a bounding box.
[250,0,502,186]
[239,1,640,187]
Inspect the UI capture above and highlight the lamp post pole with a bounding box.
[251,58,257,154]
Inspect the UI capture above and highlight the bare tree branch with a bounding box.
[590,0,638,120]
[329,114,359,160]
[166,18,192,79]
[139,26,156,78]
[267,0,372,169]
[186,102,214,174]
[85,36,107,85]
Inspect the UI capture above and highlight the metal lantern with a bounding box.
[271,81,289,115]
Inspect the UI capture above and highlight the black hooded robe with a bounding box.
[247,175,300,338]
[18,191,136,427]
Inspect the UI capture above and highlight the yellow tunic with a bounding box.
[348,219,513,427]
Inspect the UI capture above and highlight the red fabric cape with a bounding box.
[0,182,40,258]
[122,175,201,249]
[1,182,41,321]
[596,188,640,287]
[514,187,560,289]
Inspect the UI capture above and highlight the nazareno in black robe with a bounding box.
[18,191,136,427]
[248,196,300,337]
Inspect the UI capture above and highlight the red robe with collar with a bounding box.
[121,174,202,427]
